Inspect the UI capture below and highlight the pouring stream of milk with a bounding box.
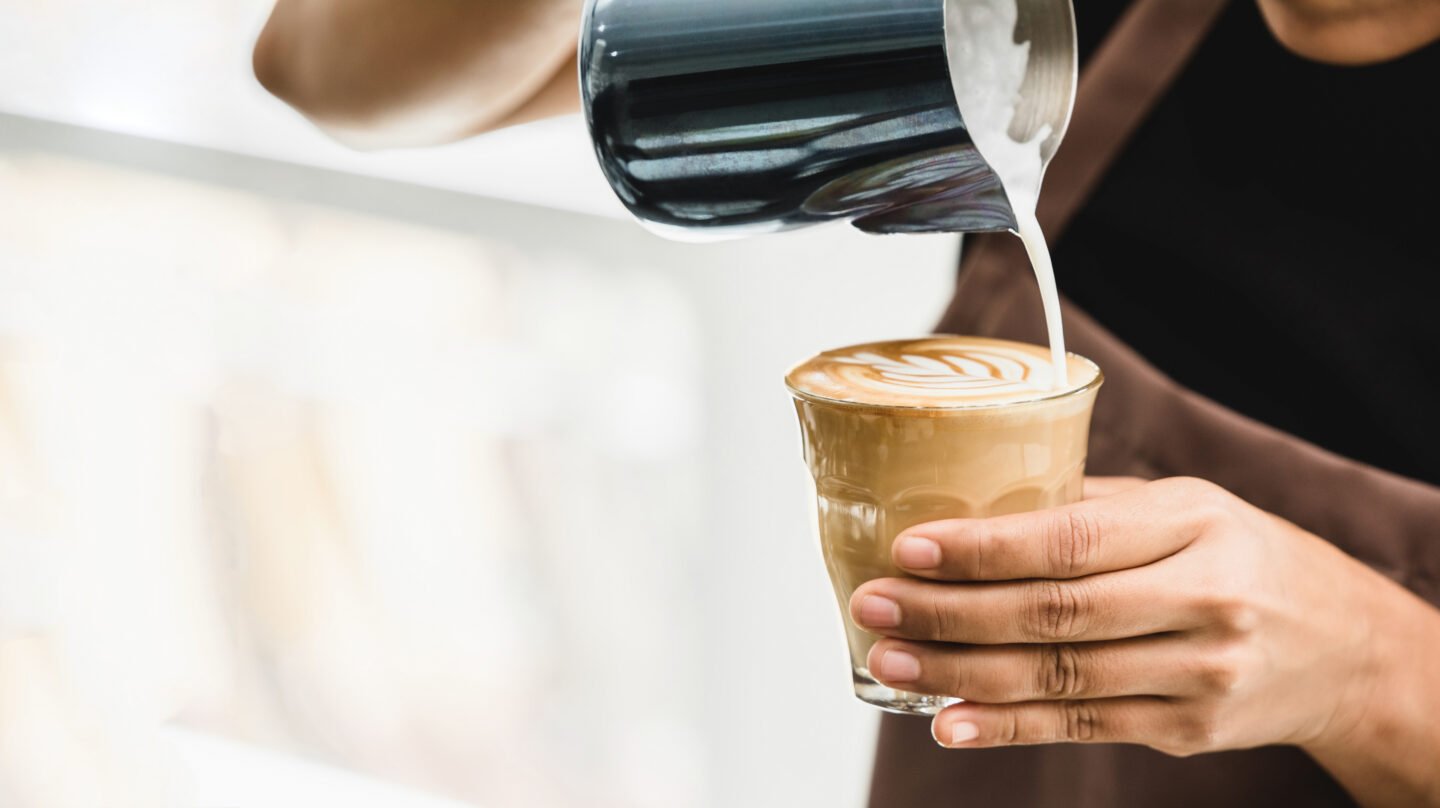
[945,0,1069,389]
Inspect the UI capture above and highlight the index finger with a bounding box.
[891,477,1219,581]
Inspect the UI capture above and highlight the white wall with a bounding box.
[0,0,622,219]
[669,229,958,808]
[0,112,959,808]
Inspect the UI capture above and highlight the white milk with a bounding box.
[945,0,1069,388]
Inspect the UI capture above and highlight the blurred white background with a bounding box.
[0,2,958,806]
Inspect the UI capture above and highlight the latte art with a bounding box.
[787,337,1099,408]
[833,347,1051,398]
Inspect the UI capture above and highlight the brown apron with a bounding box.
[868,1,1440,806]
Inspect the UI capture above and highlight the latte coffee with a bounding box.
[787,336,1102,714]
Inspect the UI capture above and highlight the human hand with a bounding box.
[850,477,1388,757]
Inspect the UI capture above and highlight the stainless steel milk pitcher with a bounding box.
[579,0,1076,238]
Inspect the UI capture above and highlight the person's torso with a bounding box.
[1055,0,1440,484]
[869,7,1439,807]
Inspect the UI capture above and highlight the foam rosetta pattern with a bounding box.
[787,337,1097,408]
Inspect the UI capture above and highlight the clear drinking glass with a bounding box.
[787,339,1102,715]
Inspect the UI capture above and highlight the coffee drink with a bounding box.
[787,336,1102,714]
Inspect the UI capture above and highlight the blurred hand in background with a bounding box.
[252,0,582,148]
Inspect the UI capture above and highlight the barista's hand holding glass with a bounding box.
[855,475,1440,798]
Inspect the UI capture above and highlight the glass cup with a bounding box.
[787,337,1102,715]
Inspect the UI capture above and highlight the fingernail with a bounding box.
[878,649,921,683]
[950,721,981,746]
[896,537,941,569]
[858,595,902,628]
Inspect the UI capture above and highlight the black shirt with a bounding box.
[1055,2,1440,484]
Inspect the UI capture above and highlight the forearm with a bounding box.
[1256,0,1440,63]
[254,0,580,148]
[1304,567,1440,807]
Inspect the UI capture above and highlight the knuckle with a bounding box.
[944,655,979,698]
[1169,707,1224,756]
[1166,476,1222,499]
[1155,739,1200,759]
[1195,643,1251,697]
[925,589,959,639]
[1196,663,1243,699]
[964,521,994,580]
[1024,580,1090,642]
[1168,477,1236,527]
[1046,510,1101,577]
[1035,644,1086,699]
[1196,503,1238,532]
[998,709,1023,745]
[1060,701,1101,742]
[1201,594,1261,637]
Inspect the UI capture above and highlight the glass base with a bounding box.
[853,668,959,716]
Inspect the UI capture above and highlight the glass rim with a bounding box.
[785,351,1104,415]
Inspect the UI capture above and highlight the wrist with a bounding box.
[1303,559,1440,806]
